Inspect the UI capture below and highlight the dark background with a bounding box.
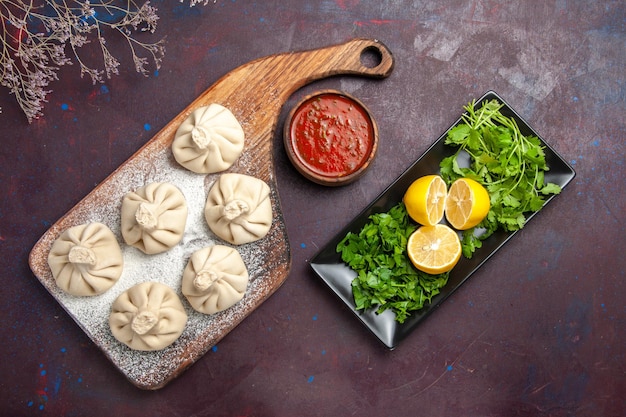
[1,1,624,416]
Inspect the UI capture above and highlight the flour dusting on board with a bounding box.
[30,134,291,389]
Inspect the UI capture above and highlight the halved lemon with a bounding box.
[444,178,490,230]
[403,175,447,226]
[407,224,461,275]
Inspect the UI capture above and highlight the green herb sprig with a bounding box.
[440,99,561,257]
[337,203,449,323]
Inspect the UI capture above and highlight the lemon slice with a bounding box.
[403,175,447,226]
[445,178,490,230]
[407,224,461,274]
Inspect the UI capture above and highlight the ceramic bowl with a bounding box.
[284,90,379,186]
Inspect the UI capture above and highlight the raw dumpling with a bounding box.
[204,173,272,245]
[47,222,123,296]
[121,182,188,254]
[109,282,188,351]
[172,103,245,174]
[182,245,249,314]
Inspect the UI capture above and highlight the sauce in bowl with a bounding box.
[285,90,378,186]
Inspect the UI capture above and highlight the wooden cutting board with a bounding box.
[28,38,394,389]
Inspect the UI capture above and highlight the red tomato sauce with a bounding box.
[289,93,375,178]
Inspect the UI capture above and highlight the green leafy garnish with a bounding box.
[336,203,449,323]
[440,99,562,257]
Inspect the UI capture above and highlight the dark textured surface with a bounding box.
[1,1,624,416]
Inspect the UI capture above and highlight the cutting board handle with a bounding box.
[293,38,395,82]
[200,37,395,109]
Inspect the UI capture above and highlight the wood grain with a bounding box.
[28,38,394,389]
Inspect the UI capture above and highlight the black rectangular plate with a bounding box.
[309,91,576,349]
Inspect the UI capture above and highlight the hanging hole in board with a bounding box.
[360,46,383,69]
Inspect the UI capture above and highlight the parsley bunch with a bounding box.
[337,203,449,323]
[440,99,561,257]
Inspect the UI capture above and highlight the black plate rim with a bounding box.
[309,90,576,349]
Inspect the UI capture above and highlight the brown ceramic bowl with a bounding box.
[284,90,379,186]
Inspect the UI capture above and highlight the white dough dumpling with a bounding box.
[204,173,272,245]
[109,282,188,351]
[47,222,123,296]
[121,182,188,255]
[182,245,249,314]
[172,103,245,174]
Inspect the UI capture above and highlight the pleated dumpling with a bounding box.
[204,173,272,245]
[182,245,249,314]
[109,282,188,351]
[172,103,245,174]
[47,222,123,296]
[121,182,188,254]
